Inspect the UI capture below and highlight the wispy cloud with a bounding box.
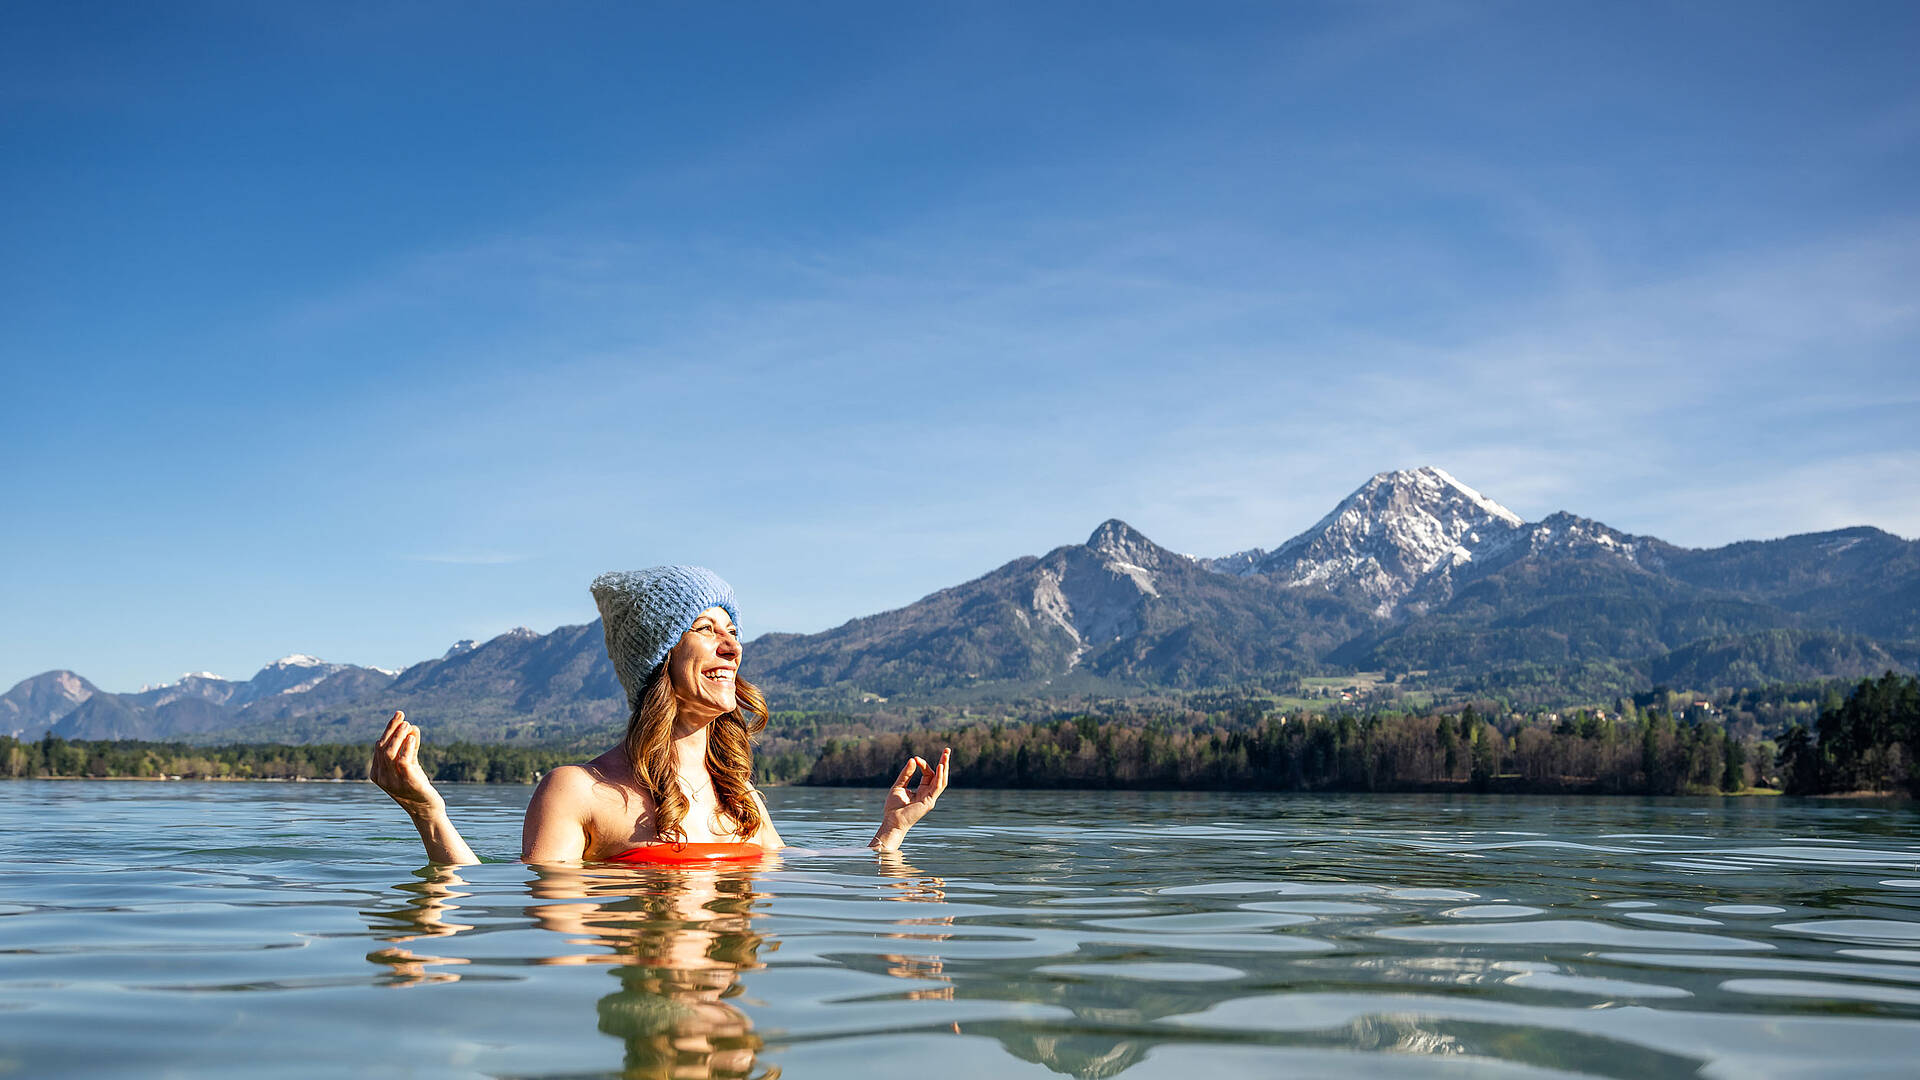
[285,199,1918,577]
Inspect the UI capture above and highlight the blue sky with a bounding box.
[4,1,1917,692]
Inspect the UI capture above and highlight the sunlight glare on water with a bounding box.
[3,783,1920,1078]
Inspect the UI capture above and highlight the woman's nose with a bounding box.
[718,632,741,658]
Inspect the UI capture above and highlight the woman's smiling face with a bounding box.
[665,606,740,721]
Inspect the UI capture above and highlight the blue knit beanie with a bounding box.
[591,566,740,711]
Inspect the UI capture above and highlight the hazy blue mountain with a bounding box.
[384,622,620,721]
[1,670,99,738]
[116,657,392,715]
[233,665,403,724]
[49,692,152,740]
[127,671,243,709]
[19,658,399,742]
[55,693,241,740]
[203,623,626,745]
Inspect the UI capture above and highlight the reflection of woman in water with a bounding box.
[370,861,783,1079]
[547,868,774,1079]
[369,566,948,863]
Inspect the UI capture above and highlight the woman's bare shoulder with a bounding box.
[534,757,649,809]
[537,762,596,786]
[522,765,601,861]
[530,763,607,806]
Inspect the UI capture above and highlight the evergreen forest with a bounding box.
[5,674,1915,798]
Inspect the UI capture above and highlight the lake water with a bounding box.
[5,784,1920,1078]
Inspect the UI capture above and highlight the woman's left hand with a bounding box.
[871,747,950,851]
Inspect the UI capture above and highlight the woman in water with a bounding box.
[369,565,949,863]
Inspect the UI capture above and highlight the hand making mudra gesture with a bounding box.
[369,566,950,864]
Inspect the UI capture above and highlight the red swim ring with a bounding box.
[607,842,767,865]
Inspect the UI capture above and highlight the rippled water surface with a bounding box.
[6,784,1920,1077]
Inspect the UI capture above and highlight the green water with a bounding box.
[4,783,1920,1078]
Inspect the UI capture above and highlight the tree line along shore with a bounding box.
[4,673,1915,798]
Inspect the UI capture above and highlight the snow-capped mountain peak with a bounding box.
[137,671,230,693]
[1252,466,1527,614]
[243,654,350,701]
[1416,466,1523,527]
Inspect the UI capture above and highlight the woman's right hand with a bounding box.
[370,710,443,817]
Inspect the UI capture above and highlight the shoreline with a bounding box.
[26,774,361,783]
[12,776,1900,799]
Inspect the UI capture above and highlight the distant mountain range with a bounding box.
[8,466,1915,744]
[3,655,403,742]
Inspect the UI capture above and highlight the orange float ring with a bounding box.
[607,842,767,864]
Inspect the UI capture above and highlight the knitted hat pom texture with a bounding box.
[591,565,740,711]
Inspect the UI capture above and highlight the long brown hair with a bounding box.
[623,664,768,843]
